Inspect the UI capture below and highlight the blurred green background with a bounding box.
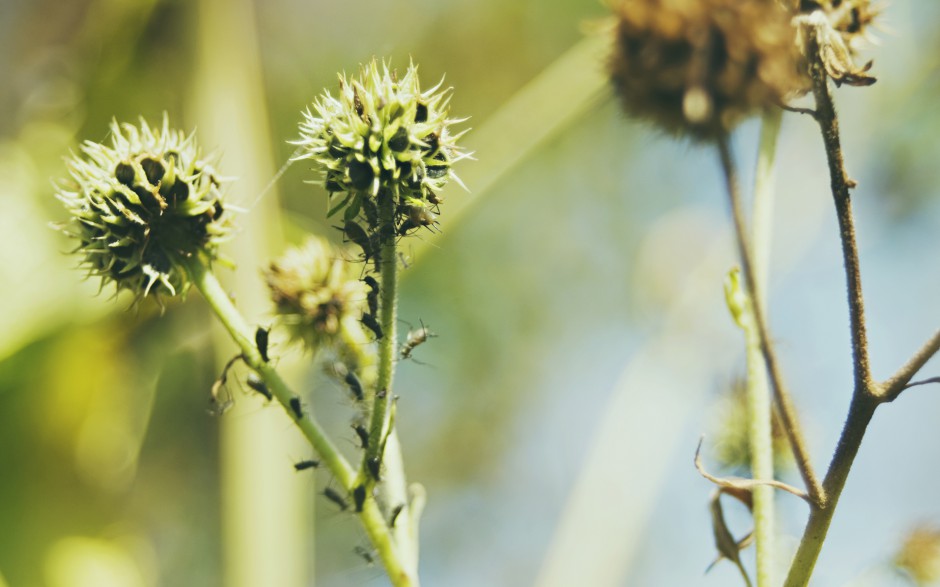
[1,1,939,586]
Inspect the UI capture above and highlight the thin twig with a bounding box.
[881,329,940,401]
[781,104,819,119]
[716,136,825,507]
[695,438,811,503]
[903,377,940,389]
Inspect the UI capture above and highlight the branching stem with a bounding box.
[717,136,825,507]
[179,254,417,587]
[783,33,882,587]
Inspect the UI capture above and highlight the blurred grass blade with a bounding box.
[190,0,308,585]
[411,31,611,264]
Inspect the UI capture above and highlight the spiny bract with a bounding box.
[293,59,468,239]
[57,116,231,304]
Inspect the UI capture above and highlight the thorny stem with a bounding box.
[748,108,783,587]
[717,136,825,507]
[179,254,417,587]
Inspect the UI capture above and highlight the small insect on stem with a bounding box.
[255,326,270,362]
[289,396,303,420]
[352,484,367,512]
[245,373,272,401]
[366,456,382,481]
[400,320,436,360]
[352,423,370,450]
[323,487,348,511]
[354,546,375,566]
[293,459,319,471]
[361,312,383,339]
[344,370,364,402]
[342,221,378,269]
[363,275,379,316]
[389,504,404,528]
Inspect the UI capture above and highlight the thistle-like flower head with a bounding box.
[265,237,369,351]
[608,0,805,140]
[294,59,468,240]
[57,116,231,303]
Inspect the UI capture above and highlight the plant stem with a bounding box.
[749,108,783,587]
[363,193,421,578]
[179,254,417,587]
[368,192,399,467]
[881,329,940,401]
[782,393,877,587]
[717,136,824,507]
[806,42,872,393]
[783,34,940,584]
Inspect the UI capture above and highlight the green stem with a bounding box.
[717,136,824,506]
[369,192,399,460]
[748,107,782,587]
[362,192,420,580]
[179,254,417,587]
[783,394,877,587]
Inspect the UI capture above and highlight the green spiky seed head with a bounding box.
[293,59,468,238]
[57,116,232,303]
[265,237,369,351]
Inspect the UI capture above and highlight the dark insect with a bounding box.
[293,459,319,471]
[397,218,419,236]
[400,321,436,360]
[246,373,272,401]
[353,424,370,450]
[354,546,375,566]
[366,456,382,481]
[344,370,364,402]
[361,196,378,228]
[255,327,270,362]
[289,396,303,419]
[389,504,404,528]
[363,275,379,316]
[342,221,377,266]
[352,484,367,512]
[323,487,348,511]
[361,312,383,339]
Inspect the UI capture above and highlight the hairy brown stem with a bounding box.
[808,51,873,394]
[783,32,878,586]
[717,136,825,507]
